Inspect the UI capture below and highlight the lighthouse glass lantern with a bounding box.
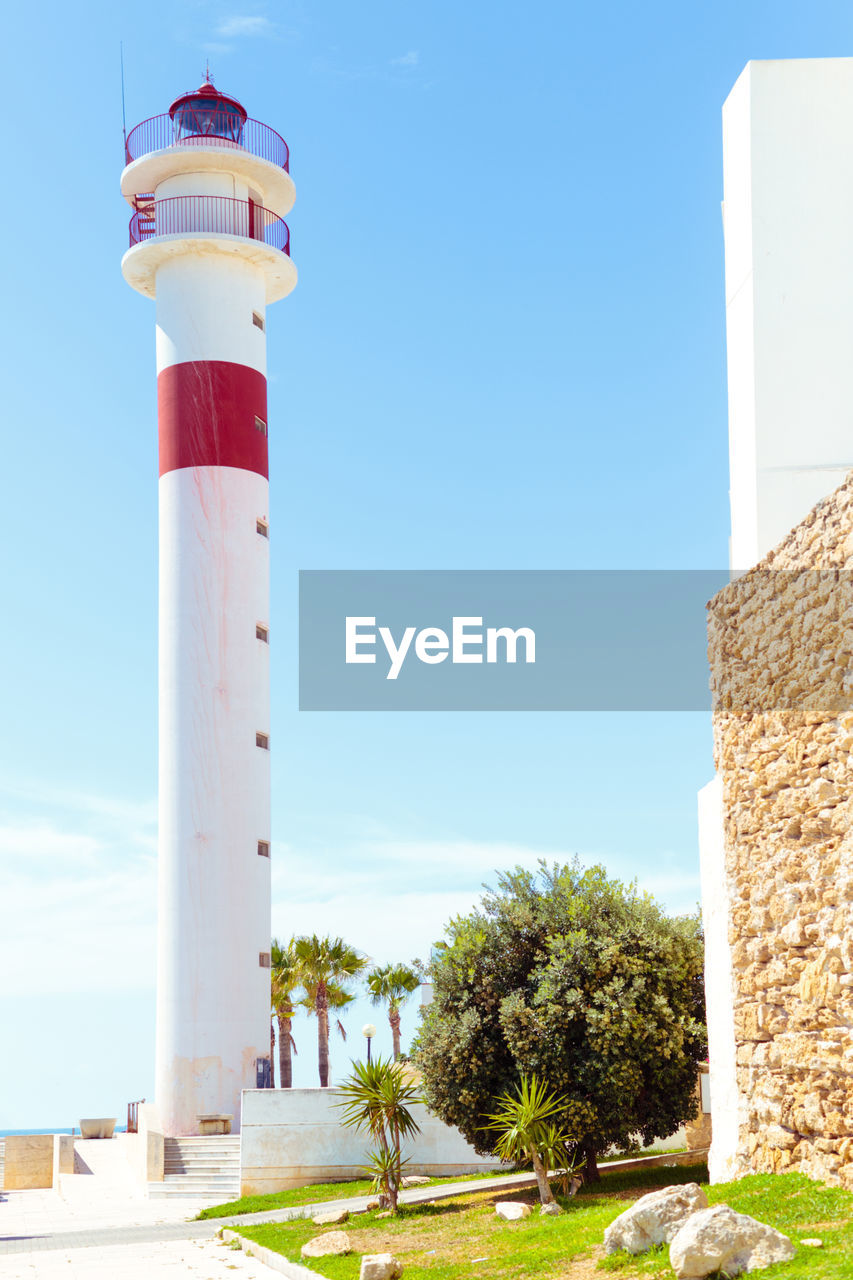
[169,82,247,145]
[120,81,296,1136]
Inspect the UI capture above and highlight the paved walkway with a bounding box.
[0,1148,706,1277]
[0,1169,545,1277]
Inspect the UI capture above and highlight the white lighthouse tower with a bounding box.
[121,80,296,1135]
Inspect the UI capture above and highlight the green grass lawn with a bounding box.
[231,1167,853,1280]
[197,1169,512,1220]
[198,1151,693,1221]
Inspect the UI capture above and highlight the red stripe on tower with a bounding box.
[158,361,269,478]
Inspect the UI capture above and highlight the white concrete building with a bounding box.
[724,58,853,570]
[703,56,853,1180]
[121,81,296,1135]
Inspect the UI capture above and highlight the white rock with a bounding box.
[301,1230,353,1258]
[604,1183,709,1254]
[495,1201,532,1221]
[669,1205,796,1278]
[801,1237,823,1247]
[311,1209,350,1225]
[401,1175,431,1187]
[540,1201,562,1216]
[360,1253,403,1280]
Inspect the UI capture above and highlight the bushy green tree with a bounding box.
[412,861,705,1180]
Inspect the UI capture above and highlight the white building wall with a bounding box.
[155,250,272,1136]
[155,256,267,373]
[157,465,271,1135]
[240,1089,503,1195]
[697,777,743,1182]
[723,58,853,569]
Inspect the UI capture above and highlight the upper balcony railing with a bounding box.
[125,112,289,172]
[129,195,291,256]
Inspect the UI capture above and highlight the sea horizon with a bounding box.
[0,1127,127,1137]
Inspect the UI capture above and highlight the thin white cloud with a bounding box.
[0,781,158,995]
[216,15,272,38]
[391,51,419,68]
[0,823,102,863]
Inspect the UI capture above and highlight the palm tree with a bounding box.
[295,935,368,1086]
[366,962,421,1060]
[271,937,302,1089]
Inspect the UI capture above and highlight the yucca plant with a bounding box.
[538,1121,584,1197]
[335,1057,421,1212]
[483,1074,581,1208]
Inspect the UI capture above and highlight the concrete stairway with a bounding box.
[148,1136,241,1200]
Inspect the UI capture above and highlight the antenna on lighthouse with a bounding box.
[120,42,127,150]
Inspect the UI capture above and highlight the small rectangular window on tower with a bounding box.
[257,840,270,858]
[253,311,265,332]
[254,415,267,436]
[256,732,270,750]
[259,952,271,968]
[256,519,269,538]
[256,624,269,643]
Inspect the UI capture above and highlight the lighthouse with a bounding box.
[121,80,296,1135]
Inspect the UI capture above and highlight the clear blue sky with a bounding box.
[1,1,849,1128]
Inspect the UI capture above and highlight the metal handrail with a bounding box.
[129,195,291,256]
[127,1098,144,1134]
[125,113,289,172]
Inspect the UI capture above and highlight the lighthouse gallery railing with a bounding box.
[125,113,289,172]
[129,195,291,256]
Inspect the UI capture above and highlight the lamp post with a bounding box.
[362,1023,377,1064]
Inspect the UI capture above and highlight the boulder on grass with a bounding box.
[604,1183,708,1255]
[495,1201,531,1221]
[669,1205,795,1278]
[401,1175,431,1187]
[360,1253,403,1280]
[301,1230,352,1258]
[311,1209,349,1225]
[540,1201,562,1216]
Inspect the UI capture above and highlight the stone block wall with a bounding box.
[707,474,853,1186]
[4,1135,54,1189]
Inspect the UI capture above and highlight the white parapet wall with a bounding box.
[240,1088,504,1195]
[118,1101,165,1187]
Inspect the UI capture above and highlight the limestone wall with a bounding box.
[4,1135,54,1190]
[707,474,853,1186]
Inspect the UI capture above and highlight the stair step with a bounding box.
[149,1180,240,1197]
[153,1135,241,1199]
[164,1160,240,1168]
[164,1158,241,1166]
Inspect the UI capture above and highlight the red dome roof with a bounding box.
[169,83,247,121]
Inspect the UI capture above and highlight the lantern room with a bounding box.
[169,82,247,146]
